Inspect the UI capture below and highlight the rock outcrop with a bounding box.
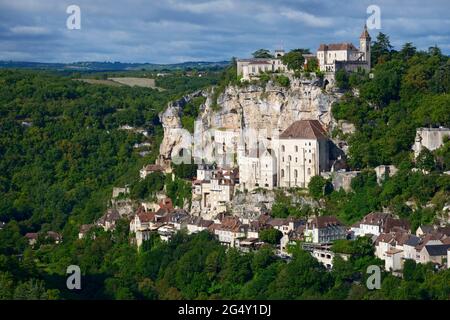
[159,75,341,166]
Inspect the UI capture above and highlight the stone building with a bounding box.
[317,25,371,73]
[304,216,346,244]
[412,127,450,158]
[237,49,287,81]
[278,120,330,188]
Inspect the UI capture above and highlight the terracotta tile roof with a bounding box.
[360,25,371,39]
[437,226,450,237]
[375,231,411,246]
[415,233,444,251]
[279,120,327,140]
[318,43,358,51]
[138,212,156,223]
[25,232,38,240]
[98,209,120,225]
[309,216,343,229]
[80,224,94,233]
[384,217,410,233]
[268,218,288,227]
[158,198,173,211]
[216,216,245,233]
[143,164,164,172]
[46,231,62,241]
[360,212,391,226]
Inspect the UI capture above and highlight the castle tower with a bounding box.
[359,24,371,69]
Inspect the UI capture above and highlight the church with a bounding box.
[237,120,330,191]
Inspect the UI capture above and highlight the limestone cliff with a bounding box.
[158,75,342,166]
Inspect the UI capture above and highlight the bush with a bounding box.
[275,75,290,88]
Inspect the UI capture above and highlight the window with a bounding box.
[309,142,311,146]
[295,146,298,152]
[295,157,298,163]
[288,155,292,161]
[307,168,311,175]
[281,145,285,152]
[281,169,285,178]
[309,159,311,164]
[294,170,298,178]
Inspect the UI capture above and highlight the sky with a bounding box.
[0,0,449,64]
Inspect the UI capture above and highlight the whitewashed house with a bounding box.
[304,216,346,244]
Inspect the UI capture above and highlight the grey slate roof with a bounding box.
[405,235,421,247]
[425,244,450,256]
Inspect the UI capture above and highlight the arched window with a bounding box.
[294,170,298,178]
[295,146,298,152]
[281,145,285,152]
[281,169,285,178]
[288,155,292,161]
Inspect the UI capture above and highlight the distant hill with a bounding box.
[0,60,230,71]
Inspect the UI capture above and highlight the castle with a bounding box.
[317,24,371,73]
[236,25,372,80]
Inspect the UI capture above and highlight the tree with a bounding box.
[399,42,416,61]
[308,175,332,199]
[335,69,350,90]
[416,148,435,172]
[275,75,290,87]
[259,228,283,245]
[252,49,273,59]
[371,32,393,66]
[281,49,306,72]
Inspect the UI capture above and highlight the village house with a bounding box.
[139,164,165,179]
[25,231,62,246]
[317,25,371,73]
[375,230,412,271]
[186,216,213,235]
[195,167,238,215]
[236,49,287,81]
[96,209,121,231]
[351,212,410,237]
[78,224,94,239]
[419,244,450,266]
[211,215,247,247]
[25,232,38,246]
[166,209,190,230]
[304,216,346,244]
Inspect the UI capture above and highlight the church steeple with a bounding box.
[359,24,371,69]
[360,24,371,40]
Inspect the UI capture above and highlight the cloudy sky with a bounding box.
[0,0,449,63]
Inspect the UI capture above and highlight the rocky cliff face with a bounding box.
[159,76,341,166]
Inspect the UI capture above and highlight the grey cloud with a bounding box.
[0,0,448,63]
